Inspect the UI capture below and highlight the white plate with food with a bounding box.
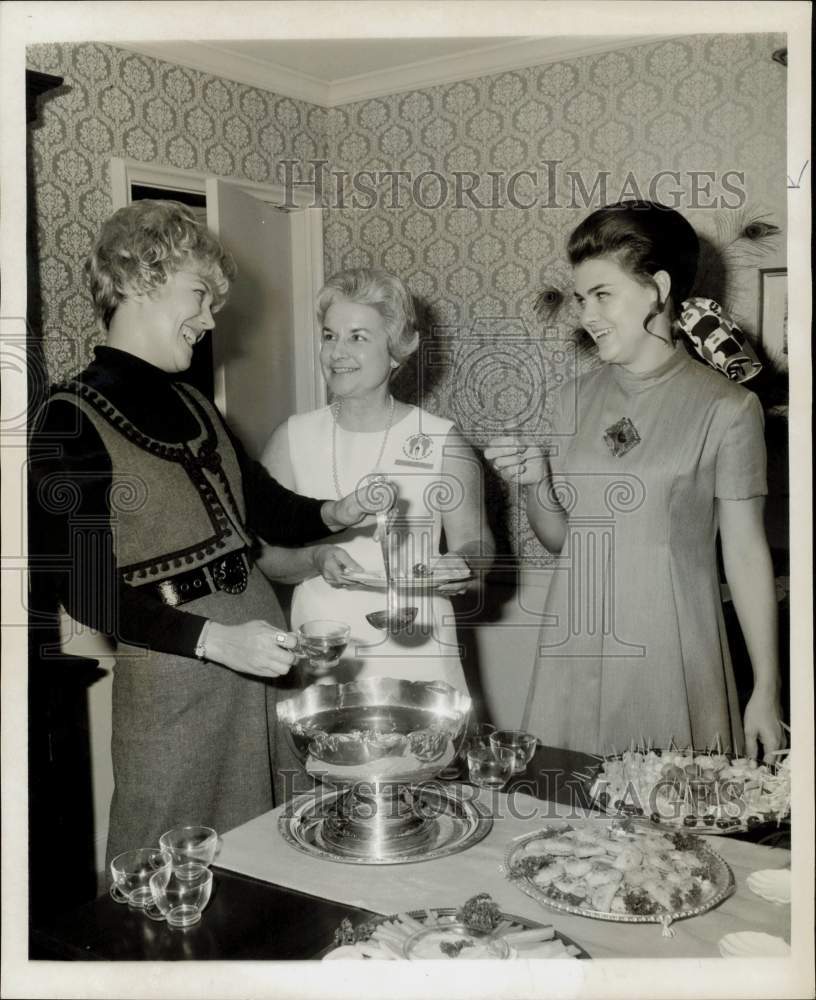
[342,568,471,591]
[503,818,735,932]
[321,893,590,960]
[578,747,791,834]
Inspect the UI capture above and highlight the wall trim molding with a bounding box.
[329,35,672,105]
[116,35,674,108]
[116,41,331,106]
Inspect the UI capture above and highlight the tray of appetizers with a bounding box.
[575,747,791,834]
[320,893,590,960]
[503,818,735,931]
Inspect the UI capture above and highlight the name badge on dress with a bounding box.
[395,431,436,468]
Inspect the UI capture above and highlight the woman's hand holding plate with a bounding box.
[433,553,474,596]
[313,544,365,587]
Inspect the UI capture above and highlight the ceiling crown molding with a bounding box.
[117,35,673,108]
[329,35,671,105]
[116,41,331,105]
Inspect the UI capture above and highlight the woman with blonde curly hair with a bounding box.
[29,201,386,867]
[258,267,494,693]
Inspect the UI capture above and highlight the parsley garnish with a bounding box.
[439,939,474,958]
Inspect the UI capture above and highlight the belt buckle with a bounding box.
[157,578,182,607]
[210,552,248,595]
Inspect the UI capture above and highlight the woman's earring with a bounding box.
[389,359,399,370]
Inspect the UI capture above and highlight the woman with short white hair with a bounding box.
[259,267,495,692]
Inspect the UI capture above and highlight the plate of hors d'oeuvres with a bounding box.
[574,745,791,835]
[321,892,590,960]
[503,818,735,933]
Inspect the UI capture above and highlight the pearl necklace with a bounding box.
[331,395,396,499]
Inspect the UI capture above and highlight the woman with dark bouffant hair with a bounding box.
[487,201,782,759]
[29,201,389,868]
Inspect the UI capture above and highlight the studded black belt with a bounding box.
[146,550,251,607]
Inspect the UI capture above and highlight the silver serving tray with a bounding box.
[320,906,591,959]
[279,784,492,865]
[503,818,735,928]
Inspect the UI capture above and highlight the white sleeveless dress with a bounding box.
[286,405,467,692]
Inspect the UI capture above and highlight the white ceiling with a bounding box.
[121,35,670,106]
[210,37,525,81]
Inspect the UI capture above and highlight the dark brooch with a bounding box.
[604,417,641,458]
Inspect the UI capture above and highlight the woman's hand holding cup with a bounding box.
[203,620,299,678]
[484,436,546,486]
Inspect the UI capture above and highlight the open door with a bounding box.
[206,178,299,459]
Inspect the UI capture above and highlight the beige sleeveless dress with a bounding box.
[286,404,468,692]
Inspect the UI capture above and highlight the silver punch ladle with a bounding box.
[365,511,418,634]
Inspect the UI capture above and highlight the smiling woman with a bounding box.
[486,201,783,760]
[28,201,393,870]
[572,257,674,373]
[256,267,495,694]
[106,269,215,373]
[131,188,216,393]
[84,199,233,331]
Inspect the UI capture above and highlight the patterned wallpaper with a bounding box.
[25,41,328,381]
[319,32,788,558]
[26,35,787,557]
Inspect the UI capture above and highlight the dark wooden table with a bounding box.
[30,870,371,961]
[29,745,787,960]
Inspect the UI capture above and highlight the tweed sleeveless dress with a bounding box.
[285,405,467,692]
[50,380,300,866]
[522,349,767,755]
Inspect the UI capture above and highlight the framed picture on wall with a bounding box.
[759,267,788,370]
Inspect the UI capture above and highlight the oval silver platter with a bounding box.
[503,817,735,927]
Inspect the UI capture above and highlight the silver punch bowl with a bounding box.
[277,678,492,864]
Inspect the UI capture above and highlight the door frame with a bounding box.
[109,157,326,413]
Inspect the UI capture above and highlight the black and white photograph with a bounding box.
[1,2,812,998]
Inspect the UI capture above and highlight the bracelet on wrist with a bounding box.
[194,620,212,661]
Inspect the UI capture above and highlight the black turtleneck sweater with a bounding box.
[29,347,330,658]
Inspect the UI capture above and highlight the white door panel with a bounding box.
[206,178,296,459]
